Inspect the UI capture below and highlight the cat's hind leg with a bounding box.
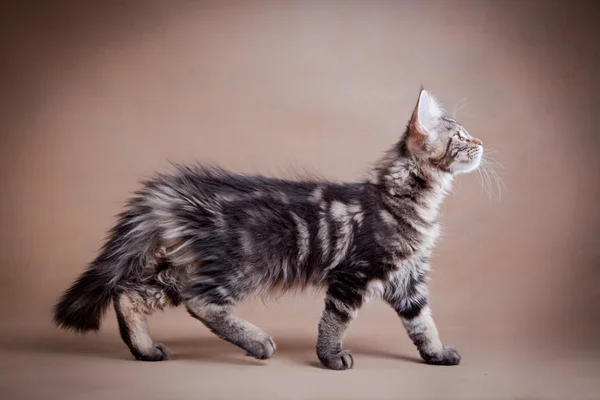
[184,267,276,361]
[185,299,276,360]
[114,289,170,361]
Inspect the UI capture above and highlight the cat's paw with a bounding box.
[422,344,461,366]
[246,336,277,360]
[318,349,354,370]
[134,342,170,362]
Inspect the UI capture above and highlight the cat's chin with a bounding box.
[450,159,481,175]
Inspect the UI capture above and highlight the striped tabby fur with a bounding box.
[54,88,483,370]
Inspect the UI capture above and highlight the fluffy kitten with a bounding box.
[54,88,483,370]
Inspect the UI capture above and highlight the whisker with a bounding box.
[483,156,506,169]
[480,157,506,202]
[482,148,506,172]
[482,149,499,156]
[477,161,492,201]
[487,165,501,201]
[452,97,468,119]
[475,167,485,197]
[483,160,507,182]
[488,164,506,193]
[481,164,494,202]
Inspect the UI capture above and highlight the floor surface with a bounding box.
[1,305,598,400]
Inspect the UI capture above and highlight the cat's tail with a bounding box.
[53,205,158,333]
[52,260,116,333]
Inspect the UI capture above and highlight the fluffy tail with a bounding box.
[53,263,115,333]
[53,199,159,333]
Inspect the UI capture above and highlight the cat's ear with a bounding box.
[410,88,444,137]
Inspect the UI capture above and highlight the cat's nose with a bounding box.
[471,138,483,146]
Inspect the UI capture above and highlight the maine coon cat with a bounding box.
[54,88,483,370]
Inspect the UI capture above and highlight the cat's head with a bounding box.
[406,88,482,175]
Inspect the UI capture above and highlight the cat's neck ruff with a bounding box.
[373,153,454,226]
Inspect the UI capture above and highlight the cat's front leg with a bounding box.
[383,279,461,366]
[316,284,363,370]
[401,305,461,365]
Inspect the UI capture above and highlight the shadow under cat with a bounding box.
[0,332,422,368]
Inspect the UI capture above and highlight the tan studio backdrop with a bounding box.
[0,1,599,399]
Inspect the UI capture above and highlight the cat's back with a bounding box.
[144,163,372,210]
[162,163,324,200]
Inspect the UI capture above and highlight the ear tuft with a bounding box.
[413,89,444,134]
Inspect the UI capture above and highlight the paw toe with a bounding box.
[441,345,461,365]
[319,349,354,371]
[423,345,460,366]
[134,342,170,362]
[247,336,276,360]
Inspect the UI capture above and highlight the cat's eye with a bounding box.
[454,131,466,141]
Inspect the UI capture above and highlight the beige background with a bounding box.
[1,1,599,399]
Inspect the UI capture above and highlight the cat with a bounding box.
[53,88,483,370]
